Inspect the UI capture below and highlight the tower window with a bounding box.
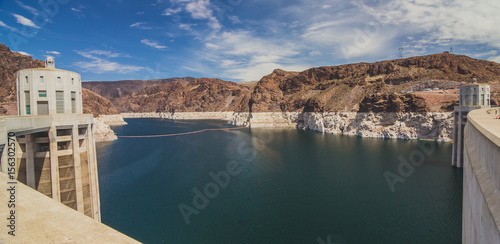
[56,91,64,114]
[40,76,44,84]
[57,77,61,84]
[39,90,47,98]
[71,91,76,113]
[71,78,74,85]
[25,76,29,84]
[25,91,30,115]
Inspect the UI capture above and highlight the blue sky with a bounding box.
[0,0,499,82]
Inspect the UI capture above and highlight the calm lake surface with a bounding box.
[96,118,462,244]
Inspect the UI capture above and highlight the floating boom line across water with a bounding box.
[117,127,247,138]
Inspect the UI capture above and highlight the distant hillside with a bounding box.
[82,77,196,100]
[98,53,500,114]
[113,78,251,113]
[82,88,120,117]
[249,53,500,113]
[0,43,119,117]
[238,80,259,88]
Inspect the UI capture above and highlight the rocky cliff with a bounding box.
[122,111,454,142]
[230,112,453,142]
[114,78,251,113]
[0,44,44,114]
[82,88,120,117]
[82,77,196,100]
[249,53,500,113]
[110,53,500,142]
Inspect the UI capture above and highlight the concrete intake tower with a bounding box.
[0,57,101,221]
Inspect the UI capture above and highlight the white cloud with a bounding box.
[16,51,31,56]
[179,23,194,31]
[74,50,143,74]
[228,16,241,24]
[163,8,181,16]
[364,0,500,49]
[130,22,152,30]
[76,50,123,59]
[136,11,145,15]
[75,60,144,74]
[12,13,40,29]
[488,55,500,63]
[170,0,221,30]
[46,51,61,55]
[0,21,17,32]
[141,39,167,49]
[70,5,86,18]
[155,0,500,81]
[193,30,306,80]
[16,1,39,16]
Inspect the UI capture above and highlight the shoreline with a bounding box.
[120,111,454,142]
[94,114,127,142]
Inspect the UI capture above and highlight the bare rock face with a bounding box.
[93,118,118,142]
[0,43,44,104]
[249,53,500,113]
[82,77,196,100]
[230,112,454,142]
[114,78,251,113]
[82,88,120,117]
[358,93,429,113]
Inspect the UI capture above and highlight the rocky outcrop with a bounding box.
[114,78,251,113]
[229,112,454,142]
[0,43,44,106]
[93,115,127,142]
[93,117,118,142]
[359,93,429,112]
[95,114,127,126]
[122,111,453,142]
[82,90,125,142]
[82,77,196,100]
[249,53,500,113]
[82,88,121,117]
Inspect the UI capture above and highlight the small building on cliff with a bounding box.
[0,58,101,221]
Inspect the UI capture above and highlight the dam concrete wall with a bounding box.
[0,173,139,243]
[463,107,500,243]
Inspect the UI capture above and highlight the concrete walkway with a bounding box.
[0,173,140,243]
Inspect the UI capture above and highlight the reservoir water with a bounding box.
[96,118,462,243]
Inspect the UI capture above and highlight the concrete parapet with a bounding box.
[463,107,500,243]
[0,173,140,243]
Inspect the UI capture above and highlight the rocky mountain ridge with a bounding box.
[113,78,251,113]
[112,53,500,114]
[82,77,196,100]
[249,53,500,113]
